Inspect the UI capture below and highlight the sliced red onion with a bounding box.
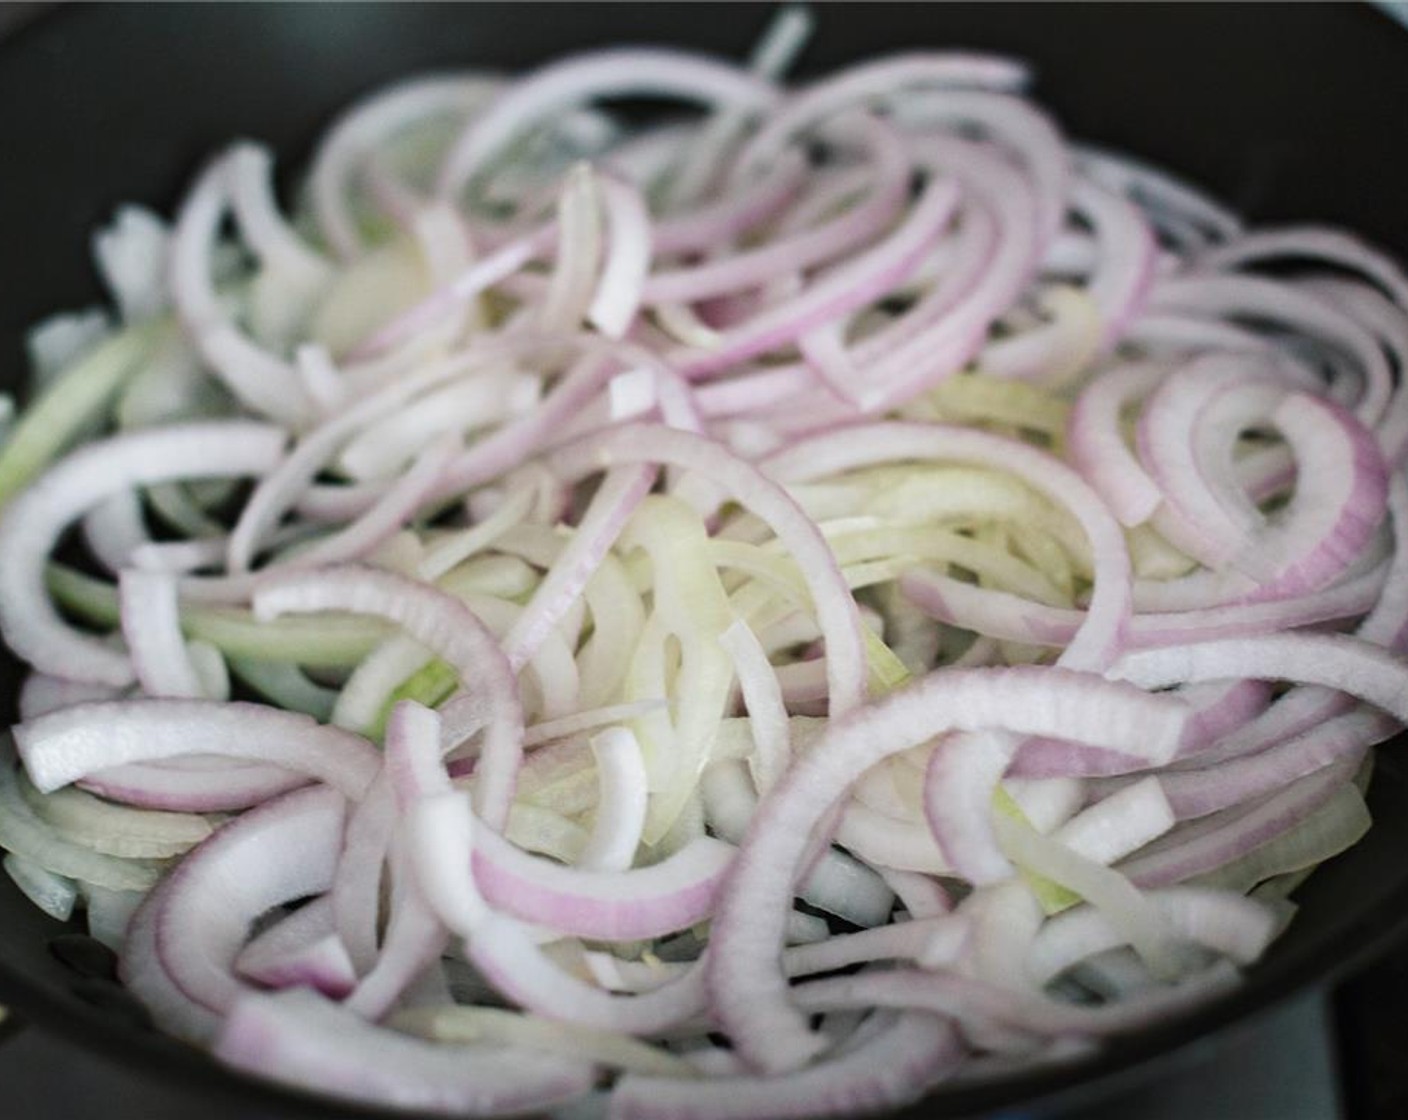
[858,137,1041,411]
[1067,361,1167,526]
[444,588,583,722]
[82,489,148,575]
[19,777,212,859]
[1148,274,1393,431]
[168,155,314,426]
[1026,886,1276,987]
[552,424,868,716]
[429,348,625,501]
[329,771,396,976]
[1135,356,1286,569]
[16,699,379,801]
[234,896,356,999]
[708,668,1186,1073]
[253,567,523,829]
[1195,780,1371,895]
[538,164,605,335]
[439,48,776,190]
[923,729,1026,884]
[467,913,709,1034]
[903,559,1388,654]
[612,1012,962,1120]
[793,958,1243,1041]
[653,148,806,257]
[120,570,207,699]
[1119,762,1361,888]
[0,422,284,685]
[1197,226,1408,312]
[1302,277,1408,467]
[18,673,124,722]
[1123,388,1389,612]
[77,758,310,814]
[1077,144,1242,246]
[586,174,651,338]
[650,115,910,306]
[119,874,221,1042]
[1067,177,1158,348]
[764,422,1130,671]
[1111,632,1408,724]
[674,169,960,380]
[309,74,500,260]
[227,142,333,294]
[379,701,494,957]
[657,5,811,216]
[280,432,459,572]
[704,761,897,928]
[151,786,346,1015]
[891,88,1067,246]
[6,37,1408,1119]
[395,1003,695,1078]
[504,464,656,671]
[734,52,1027,178]
[471,820,734,941]
[718,619,792,793]
[351,228,549,360]
[215,987,595,1115]
[337,371,535,482]
[222,344,513,574]
[344,837,453,1021]
[576,728,649,872]
[0,748,162,891]
[1154,706,1396,820]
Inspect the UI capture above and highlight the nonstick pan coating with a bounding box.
[1,4,1407,1118]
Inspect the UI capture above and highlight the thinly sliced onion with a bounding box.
[4,851,78,921]
[708,669,1186,1073]
[611,1012,963,1120]
[215,987,596,1115]
[0,422,285,685]
[153,786,347,1014]
[16,699,379,801]
[234,896,357,999]
[2,34,1407,1120]
[0,748,164,891]
[253,568,523,830]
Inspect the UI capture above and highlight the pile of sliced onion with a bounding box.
[1,9,1407,1118]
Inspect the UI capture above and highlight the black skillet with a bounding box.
[1,4,1407,1117]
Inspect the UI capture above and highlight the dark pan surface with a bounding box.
[1,4,1407,1117]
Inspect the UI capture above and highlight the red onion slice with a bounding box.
[215,987,596,1116]
[552,423,869,716]
[708,668,1186,1073]
[15,699,379,801]
[0,422,284,685]
[253,568,523,829]
[234,896,357,999]
[153,786,347,1014]
[4,33,1408,1120]
[613,1012,963,1120]
[437,48,778,199]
